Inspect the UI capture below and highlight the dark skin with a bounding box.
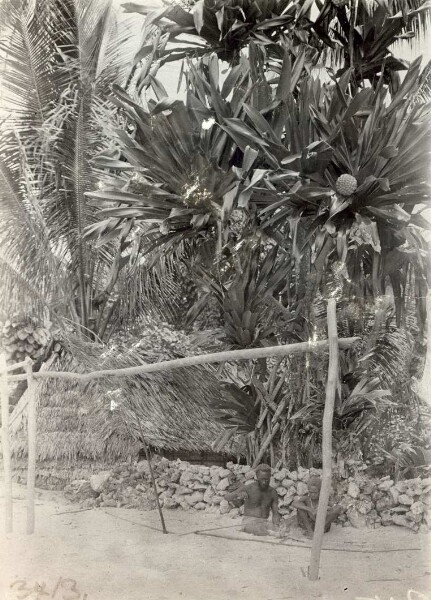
[225,470,281,527]
[293,479,343,538]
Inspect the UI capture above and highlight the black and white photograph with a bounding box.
[0,0,430,598]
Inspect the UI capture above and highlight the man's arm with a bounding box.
[225,484,249,507]
[292,496,315,515]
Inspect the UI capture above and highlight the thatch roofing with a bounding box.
[10,336,244,464]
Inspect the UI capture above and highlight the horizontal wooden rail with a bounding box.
[4,359,30,372]
[4,337,359,383]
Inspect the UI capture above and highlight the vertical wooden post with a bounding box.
[0,352,13,533]
[25,357,36,534]
[308,299,339,581]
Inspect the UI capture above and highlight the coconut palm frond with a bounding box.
[0,0,75,160]
[96,13,143,93]
[0,0,140,339]
[74,0,114,83]
[390,0,431,37]
[116,251,190,326]
[0,149,73,317]
[0,257,59,322]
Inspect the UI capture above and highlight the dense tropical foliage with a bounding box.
[1,0,430,470]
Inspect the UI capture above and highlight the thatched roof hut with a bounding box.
[10,337,244,484]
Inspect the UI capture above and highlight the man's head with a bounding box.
[308,476,322,500]
[255,463,271,490]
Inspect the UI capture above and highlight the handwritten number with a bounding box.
[51,577,63,598]
[10,580,35,599]
[60,578,81,600]
[11,578,87,600]
[34,582,50,599]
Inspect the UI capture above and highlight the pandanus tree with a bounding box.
[87,0,431,465]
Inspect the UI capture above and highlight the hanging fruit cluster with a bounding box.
[335,174,358,196]
[0,316,51,363]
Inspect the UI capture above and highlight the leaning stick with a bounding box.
[5,338,359,383]
[309,299,339,581]
[0,352,13,533]
[25,358,36,534]
[135,417,168,534]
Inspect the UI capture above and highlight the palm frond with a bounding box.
[0,0,75,164]
[0,257,59,322]
[414,59,431,103]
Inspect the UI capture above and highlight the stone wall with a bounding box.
[63,456,431,532]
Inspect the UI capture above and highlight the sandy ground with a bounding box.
[1,483,430,600]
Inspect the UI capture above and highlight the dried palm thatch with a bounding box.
[10,336,245,465]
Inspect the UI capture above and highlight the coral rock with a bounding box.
[203,488,215,503]
[347,508,367,528]
[357,499,374,515]
[282,479,295,490]
[90,471,111,493]
[216,477,231,491]
[274,469,287,482]
[399,494,413,506]
[175,486,192,496]
[378,479,394,491]
[380,511,393,527]
[392,514,410,528]
[375,497,391,512]
[348,482,360,499]
[185,492,204,506]
[180,471,193,485]
[388,487,399,505]
[410,501,425,516]
[395,481,408,493]
[296,482,308,496]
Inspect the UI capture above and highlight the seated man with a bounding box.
[225,463,281,536]
[293,475,343,538]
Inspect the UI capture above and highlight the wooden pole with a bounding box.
[24,358,36,535]
[0,352,13,533]
[141,438,168,534]
[5,338,359,383]
[135,417,168,534]
[309,299,339,581]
